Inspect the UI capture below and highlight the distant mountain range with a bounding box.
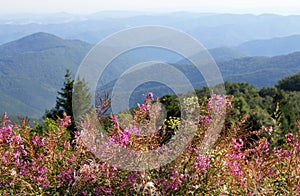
[101,51,300,109]
[1,30,300,118]
[236,35,300,56]
[1,12,300,49]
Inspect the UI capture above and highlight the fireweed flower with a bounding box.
[40,137,45,146]
[285,133,294,143]
[143,92,154,102]
[252,139,270,156]
[259,125,273,135]
[296,185,300,194]
[42,181,50,188]
[13,150,20,159]
[208,94,227,113]
[60,168,73,181]
[112,115,118,123]
[226,138,246,183]
[38,167,46,175]
[232,138,244,150]
[194,154,211,173]
[12,135,23,143]
[64,141,71,150]
[60,115,71,127]
[32,135,39,145]
[127,173,136,183]
[203,115,210,125]
[283,150,291,157]
[268,126,273,135]
[139,102,150,112]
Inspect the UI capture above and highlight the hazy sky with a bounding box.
[1,0,300,15]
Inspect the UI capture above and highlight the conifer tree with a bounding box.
[45,69,92,140]
[56,69,74,115]
[72,75,92,120]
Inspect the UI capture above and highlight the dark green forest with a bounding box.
[159,72,300,147]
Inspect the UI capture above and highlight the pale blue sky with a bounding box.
[0,0,300,15]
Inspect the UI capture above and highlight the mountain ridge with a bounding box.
[1,13,300,48]
[236,34,300,56]
[1,32,300,118]
[0,32,93,118]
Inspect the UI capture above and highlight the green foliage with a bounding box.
[45,69,91,139]
[219,52,300,88]
[160,80,300,147]
[277,72,300,91]
[45,69,74,120]
[72,76,92,120]
[56,69,74,116]
[226,82,300,145]
[160,94,180,118]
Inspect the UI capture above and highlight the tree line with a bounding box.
[44,69,300,147]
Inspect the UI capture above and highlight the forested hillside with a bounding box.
[159,72,300,146]
[1,31,300,118]
[0,32,92,117]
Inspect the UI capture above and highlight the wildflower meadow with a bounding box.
[0,92,299,195]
